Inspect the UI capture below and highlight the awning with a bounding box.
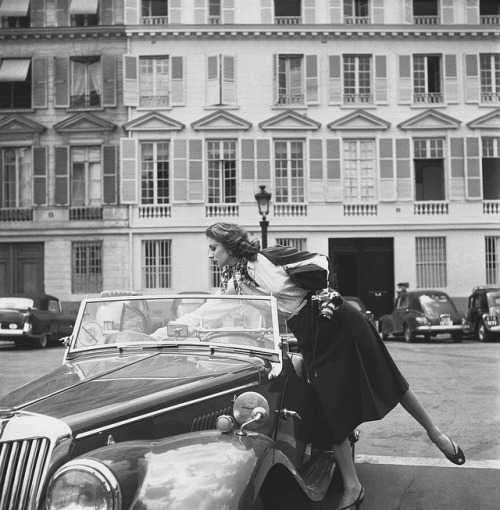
[0,0,30,17]
[69,0,99,15]
[0,59,31,82]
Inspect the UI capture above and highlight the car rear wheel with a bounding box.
[404,325,416,343]
[477,319,490,342]
[452,332,463,343]
[33,334,48,349]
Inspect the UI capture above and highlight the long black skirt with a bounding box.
[287,299,409,445]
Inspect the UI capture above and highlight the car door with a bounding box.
[393,294,409,334]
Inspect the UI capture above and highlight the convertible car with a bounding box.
[0,293,356,510]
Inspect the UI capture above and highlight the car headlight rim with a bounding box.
[47,458,121,510]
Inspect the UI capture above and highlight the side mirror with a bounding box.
[233,391,269,436]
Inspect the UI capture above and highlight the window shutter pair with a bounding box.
[273,55,319,105]
[206,55,236,106]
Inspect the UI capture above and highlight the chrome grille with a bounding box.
[0,438,50,510]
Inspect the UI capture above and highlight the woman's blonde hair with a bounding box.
[205,223,260,261]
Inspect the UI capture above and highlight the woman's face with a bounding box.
[207,237,238,268]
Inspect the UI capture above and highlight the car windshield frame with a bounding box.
[418,293,457,317]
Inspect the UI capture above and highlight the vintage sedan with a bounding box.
[0,294,74,349]
[466,286,500,342]
[0,293,355,510]
[379,290,468,343]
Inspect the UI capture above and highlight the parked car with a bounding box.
[0,293,357,510]
[343,296,376,326]
[466,286,500,342]
[0,294,74,349]
[379,290,468,343]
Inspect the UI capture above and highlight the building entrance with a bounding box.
[328,238,394,319]
[0,243,44,295]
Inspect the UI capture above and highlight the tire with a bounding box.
[423,333,431,343]
[33,334,48,349]
[452,332,464,343]
[477,319,490,342]
[404,325,416,343]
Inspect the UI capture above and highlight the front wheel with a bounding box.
[33,334,48,349]
[404,325,416,343]
[477,320,490,342]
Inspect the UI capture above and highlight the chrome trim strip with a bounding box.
[76,381,259,439]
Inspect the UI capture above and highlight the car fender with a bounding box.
[379,314,394,334]
[76,429,303,509]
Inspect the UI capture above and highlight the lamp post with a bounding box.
[254,185,272,249]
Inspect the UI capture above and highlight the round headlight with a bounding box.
[47,459,121,510]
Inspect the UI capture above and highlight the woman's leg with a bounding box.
[331,438,364,509]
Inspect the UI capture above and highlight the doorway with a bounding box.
[0,243,44,295]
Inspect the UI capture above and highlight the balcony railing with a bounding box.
[208,16,221,24]
[0,208,33,222]
[70,93,101,109]
[277,93,304,106]
[274,204,307,217]
[414,92,443,104]
[344,93,373,105]
[345,16,370,24]
[139,94,170,108]
[414,15,439,24]
[139,205,171,218]
[275,16,301,25]
[206,204,239,217]
[481,91,500,104]
[140,16,169,25]
[414,202,448,215]
[344,204,377,216]
[480,15,500,24]
[69,207,103,220]
[483,201,500,214]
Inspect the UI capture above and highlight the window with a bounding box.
[414,139,445,201]
[0,147,32,208]
[274,0,301,24]
[142,240,171,289]
[413,0,438,24]
[275,238,306,251]
[208,0,221,24]
[485,236,499,284]
[416,237,447,288]
[71,147,101,206]
[277,55,303,105]
[343,55,372,104]
[480,0,500,24]
[344,0,369,24]
[481,138,500,200]
[274,140,304,203]
[210,259,223,288]
[0,59,32,109]
[72,241,103,294]
[139,56,170,107]
[413,55,442,103]
[141,0,169,25]
[480,54,500,104]
[343,140,376,202]
[70,57,101,108]
[206,55,236,106]
[207,140,237,204]
[70,0,99,27]
[141,142,170,205]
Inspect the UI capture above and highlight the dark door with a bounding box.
[0,243,44,295]
[329,238,394,319]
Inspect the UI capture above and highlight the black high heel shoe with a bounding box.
[337,487,365,510]
[439,436,466,465]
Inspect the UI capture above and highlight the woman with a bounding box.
[205,222,465,510]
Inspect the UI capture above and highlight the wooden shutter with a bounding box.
[256,140,271,181]
[55,0,69,26]
[444,54,458,104]
[170,0,182,23]
[329,0,342,23]
[395,139,412,200]
[379,139,396,201]
[124,0,139,24]
[374,55,388,104]
[123,55,138,107]
[102,145,117,205]
[32,57,48,109]
[222,0,235,24]
[372,0,384,24]
[101,0,114,25]
[305,55,319,104]
[33,146,47,206]
[171,56,185,105]
[188,140,204,202]
[402,0,412,23]
[261,0,272,23]
[240,139,256,203]
[450,138,465,200]
[120,138,138,204]
[102,55,117,107]
[309,139,324,202]
[304,0,316,24]
[273,54,278,104]
[466,0,479,24]
[173,140,188,203]
[54,57,69,108]
[464,54,480,104]
[31,0,45,27]
[54,146,69,206]
[326,139,342,202]
[222,55,236,105]
[328,55,342,104]
[397,55,412,104]
[441,0,454,23]
[465,137,482,200]
[206,55,220,105]
[194,0,206,23]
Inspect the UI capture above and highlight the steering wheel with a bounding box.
[201,331,272,348]
[104,331,154,344]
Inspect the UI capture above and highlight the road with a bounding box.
[1,337,499,509]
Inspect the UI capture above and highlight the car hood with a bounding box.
[0,350,263,435]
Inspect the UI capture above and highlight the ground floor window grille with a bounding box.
[72,241,102,293]
[275,238,307,251]
[485,236,499,284]
[143,240,171,289]
[415,237,447,288]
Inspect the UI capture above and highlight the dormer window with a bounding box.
[274,0,301,25]
[70,0,99,27]
[0,0,30,28]
[413,0,438,25]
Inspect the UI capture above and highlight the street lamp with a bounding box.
[254,185,272,249]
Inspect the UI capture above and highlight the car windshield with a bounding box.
[71,294,281,353]
[0,297,34,310]
[419,294,457,317]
